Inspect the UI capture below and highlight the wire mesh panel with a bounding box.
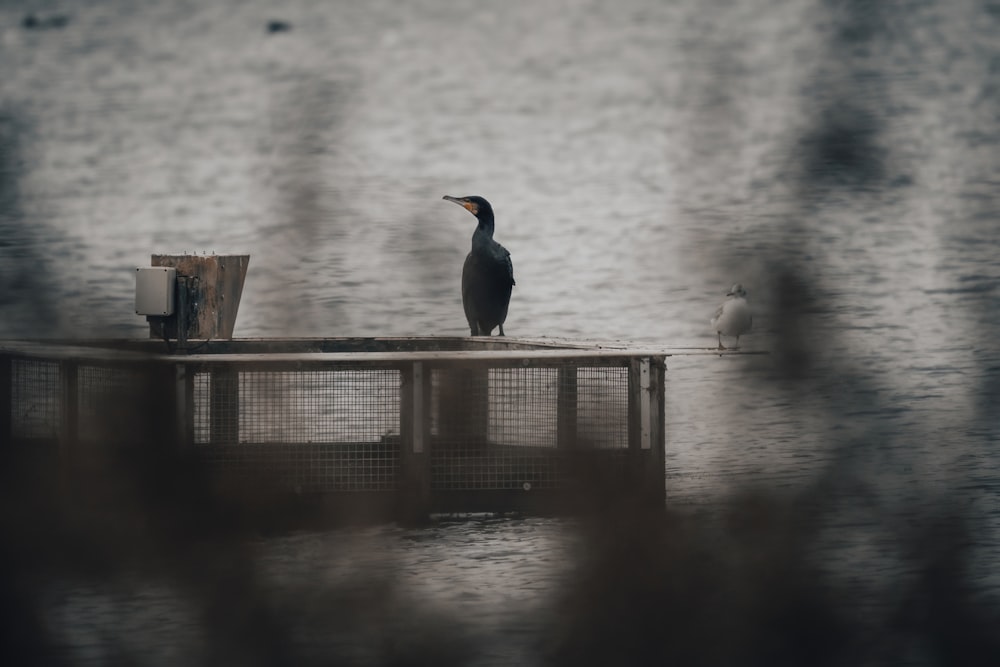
[429,365,579,491]
[2,341,665,512]
[192,371,211,444]
[11,359,60,439]
[488,368,559,447]
[244,370,400,444]
[77,365,148,445]
[577,367,629,449]
[192,367,401,491]
[428,362,637,491]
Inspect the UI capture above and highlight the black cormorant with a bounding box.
[443,195,515,336]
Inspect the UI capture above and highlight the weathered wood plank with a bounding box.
[151,254,249,340]
[2,336,765,359]
[0,355,11,446]
[399,362,431,522]
[557,367,578,450]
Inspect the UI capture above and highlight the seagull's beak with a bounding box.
[443,195,477,215]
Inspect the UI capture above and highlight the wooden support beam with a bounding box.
[176,275,189,349]
[175,362,194,450]
[0,355,11,446]
[557,366,578,450]
[436,365,489,446]
[628,357,667,506]
[647,358,666,505]
[638,358,651,451]
[59,361,79,470]
[628,359,641,453]
[399,362,431,522]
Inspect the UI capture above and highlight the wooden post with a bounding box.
[627,357,664,506]
[60,361,79,468]
[175,275,189,350]
[175,362,194,450]
[627,357,666,506]
[638,358,652,453]
[627,359,641,454]
[436,365,489,446]
[646,358,666,506]
[0,355,11,446]
[557,366,578,450]
[210,366,239,445]
[399,362,431,522]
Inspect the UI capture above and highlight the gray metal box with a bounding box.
[135,266,176,315]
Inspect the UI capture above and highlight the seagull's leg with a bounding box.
[734,335,740,351]
[717,332,726,350]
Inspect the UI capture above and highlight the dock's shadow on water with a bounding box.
[0,369,474,666]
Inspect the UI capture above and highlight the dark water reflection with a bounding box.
[1,0,999,664]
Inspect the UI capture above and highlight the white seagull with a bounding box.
[711,283,752,350]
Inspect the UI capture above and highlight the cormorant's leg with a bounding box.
[498,324,505,336]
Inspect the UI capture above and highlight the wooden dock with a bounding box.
[0,336,740,522]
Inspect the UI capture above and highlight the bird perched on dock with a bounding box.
[711,283,752,350]
[443,195,515,336]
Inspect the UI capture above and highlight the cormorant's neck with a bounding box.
[472,213,495,241]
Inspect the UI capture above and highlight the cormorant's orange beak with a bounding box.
[443,195,477,216]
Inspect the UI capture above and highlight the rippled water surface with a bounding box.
[2,0,999,663]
